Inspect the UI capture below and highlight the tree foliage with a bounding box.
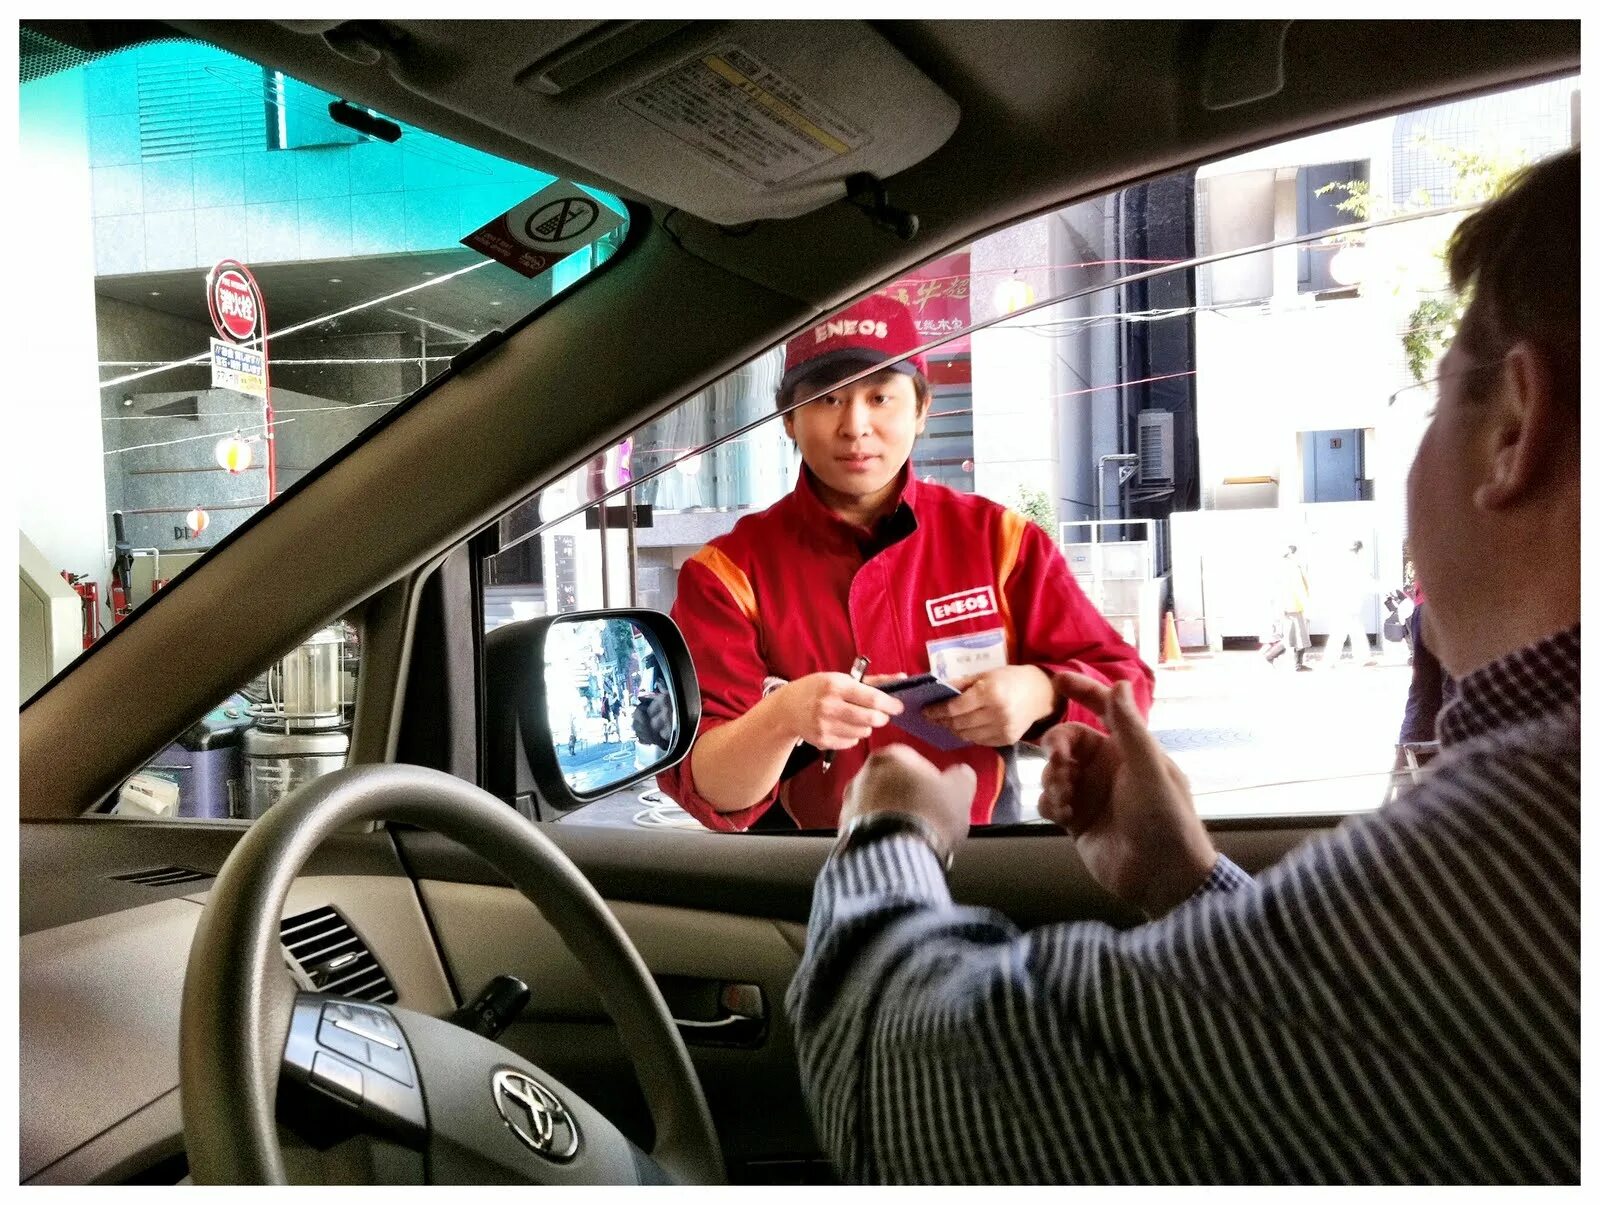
[1313,134,1527,382]
[1014,485,1058,536]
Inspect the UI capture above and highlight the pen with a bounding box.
[822,655,871,772]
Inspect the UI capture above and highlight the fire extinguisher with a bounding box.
[110,511,134,625]
[60,572,102,649]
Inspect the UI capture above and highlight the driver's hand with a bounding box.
[1038,673,1215,918]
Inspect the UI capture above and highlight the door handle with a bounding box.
[658,978,766,1048]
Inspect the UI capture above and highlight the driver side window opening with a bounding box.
[476,74,1577,835]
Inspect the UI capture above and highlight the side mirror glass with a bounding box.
[484,609,699,814]
[546,616,678,795]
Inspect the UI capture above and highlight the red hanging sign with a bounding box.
[876,251,972,357]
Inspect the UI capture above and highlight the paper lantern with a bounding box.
[994,277,1036,315]
[214,435,253,474]
[1328,244,1367,287]
[186,508,210,536]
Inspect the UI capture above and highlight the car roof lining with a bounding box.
[17,19,1580,818]
[149,19,1579,311]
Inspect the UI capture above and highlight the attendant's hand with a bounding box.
[773,673,904,751]
[630,692,674,750]
[923,665,1056,746]
[1038,672,1216,918]
[839,744,976,861]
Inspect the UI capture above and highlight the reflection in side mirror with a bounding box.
[483,608,699,816]
[545,617,679,798]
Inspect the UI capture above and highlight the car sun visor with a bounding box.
[350,19,961,227]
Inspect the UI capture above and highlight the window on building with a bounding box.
[1297,159,1369,295]
[471,76,1575,835]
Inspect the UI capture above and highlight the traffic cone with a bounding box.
[1160,613,1188,667]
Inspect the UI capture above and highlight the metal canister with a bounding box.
[269,625,346,731]
[240,727,350,819]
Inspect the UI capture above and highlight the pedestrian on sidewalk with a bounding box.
[1397,586,1457,747]
[1320,539,1379,667]
[1274,544,1313,671]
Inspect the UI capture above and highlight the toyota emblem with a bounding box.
[492,1068,580,1161]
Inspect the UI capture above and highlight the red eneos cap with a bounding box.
[781,293,928,396]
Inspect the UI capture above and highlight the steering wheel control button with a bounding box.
[318,1017,371,1062]
[369,1043,415,1087]
[283,995,428,1148]
[332,1014,403,1050]
[310,1051,365,1105]
[492,1068,581,1161]
[317,1004,414,1085]
[323,1000,402,1043]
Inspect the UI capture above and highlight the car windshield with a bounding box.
[18,31,628,698]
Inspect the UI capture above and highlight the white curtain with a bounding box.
[635,346,792,510]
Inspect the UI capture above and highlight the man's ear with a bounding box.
[782,409,796,442]
[914,392,932,436]
[1474,341,1561,511]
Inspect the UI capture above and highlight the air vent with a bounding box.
[111,866,214,887]
[1137,410,1175,486]
[280,906,397,1004]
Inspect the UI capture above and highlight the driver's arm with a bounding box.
[786,786,1527,1184]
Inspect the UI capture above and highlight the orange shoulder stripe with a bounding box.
[994,508,1027,654]
[689,545,759,625]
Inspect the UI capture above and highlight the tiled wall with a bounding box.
[84,41,550,276]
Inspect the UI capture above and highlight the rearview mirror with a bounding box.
[485,610,699,816]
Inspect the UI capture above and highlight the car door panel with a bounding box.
[406,818,1332,1172]
[420,879,818,1164]
[398,817,1329,927]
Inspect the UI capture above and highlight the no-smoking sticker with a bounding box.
[461,181,622,280]
[524,196,600,244]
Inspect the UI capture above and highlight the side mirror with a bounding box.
[485,610,699,814]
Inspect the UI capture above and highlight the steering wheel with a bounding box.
[178,763,725,1184]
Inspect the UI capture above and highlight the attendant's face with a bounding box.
[784,368,927,505]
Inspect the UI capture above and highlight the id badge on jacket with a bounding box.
[926,627,1008,680]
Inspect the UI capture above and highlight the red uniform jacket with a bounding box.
[658,467,1154,831]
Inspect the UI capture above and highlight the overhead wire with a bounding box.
[96,258,497,391]
[102,393,411,424]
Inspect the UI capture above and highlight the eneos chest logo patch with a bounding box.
[926,585,998,627]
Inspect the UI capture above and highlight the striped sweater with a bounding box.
[787,625,1579,1183]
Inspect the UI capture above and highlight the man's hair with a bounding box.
[1447,147,1578,403]
[778,369,932,413]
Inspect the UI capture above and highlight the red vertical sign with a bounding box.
[876,251,972,356]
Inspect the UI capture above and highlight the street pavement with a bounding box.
[560,646,1417,830]
[556,709,659,795]
[1034,646,1412,820]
